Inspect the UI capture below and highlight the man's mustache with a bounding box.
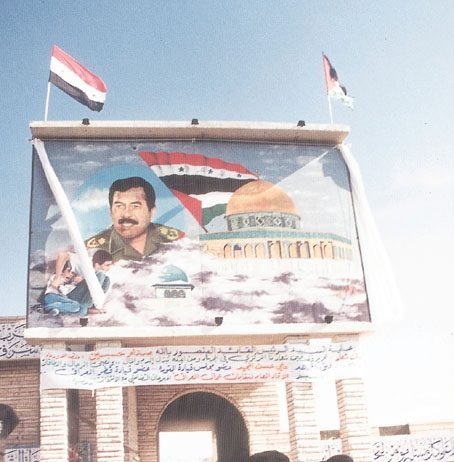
[118,218,139,225]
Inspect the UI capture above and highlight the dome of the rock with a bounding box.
[225,180,299,217]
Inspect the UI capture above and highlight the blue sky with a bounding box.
[1,1,453,425]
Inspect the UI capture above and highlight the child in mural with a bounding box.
[42,250,112,317]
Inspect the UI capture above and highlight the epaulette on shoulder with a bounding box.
[158,225,184,242]
[86,231,109,249]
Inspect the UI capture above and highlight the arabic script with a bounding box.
[0,322,40,361]
[40,342,362,390]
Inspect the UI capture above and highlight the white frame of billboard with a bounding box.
[27,120,378,345]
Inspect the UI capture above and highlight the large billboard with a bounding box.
[27,138,370,328]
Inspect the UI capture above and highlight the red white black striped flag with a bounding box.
[49,45,107,112]
[139,151,258,227]
[323,53,353,109]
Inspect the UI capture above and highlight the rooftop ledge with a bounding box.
[24,321,373,346]
[29,120,349,144]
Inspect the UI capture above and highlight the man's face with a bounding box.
[110,187,155,240]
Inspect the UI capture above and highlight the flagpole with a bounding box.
[44,81,51,121]
[323,53,334,124]
[327,94,334,124]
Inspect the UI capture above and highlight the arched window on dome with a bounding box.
[244,244,254,258]
[233,244,243,259]
[255,243,266,259]
[299,241,310,258]
[269,241,282,259]
[313,244,322,259]
[224,244,232,259]
[288,242,299,258]
[324,243,333,259]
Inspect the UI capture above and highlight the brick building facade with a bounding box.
[2,318,454,462]
[0,318,371,462]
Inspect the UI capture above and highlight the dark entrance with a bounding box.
[158,392,249,462]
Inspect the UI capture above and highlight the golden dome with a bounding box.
[226,180,299,216]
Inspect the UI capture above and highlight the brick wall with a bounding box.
[0,360,40,446]
[286,381,322,462]
[40,387,69,461]
[336,378,372,462]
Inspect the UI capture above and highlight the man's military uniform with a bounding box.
[86,223,183,263]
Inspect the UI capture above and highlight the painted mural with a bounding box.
[27,139,370,328]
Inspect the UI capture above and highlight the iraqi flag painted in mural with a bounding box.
[49,45,107,111]
[322,53,354,109]
[139,151,258,228]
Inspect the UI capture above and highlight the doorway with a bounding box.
[158,392,249,462]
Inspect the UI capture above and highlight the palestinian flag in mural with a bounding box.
[139,151,258,227]
[322,53,354,109]
[49,45,107,111]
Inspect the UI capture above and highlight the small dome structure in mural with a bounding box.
[159,265,189,283]
[153,265,194,299]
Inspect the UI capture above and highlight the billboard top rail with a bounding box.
[29,120,349,144]
[25,322,373,346]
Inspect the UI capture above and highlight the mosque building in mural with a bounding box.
[200,180,352,260]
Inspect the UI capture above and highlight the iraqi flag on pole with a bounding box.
[49,45,107,111]
[323,53,354,109]
[139,151,258,228]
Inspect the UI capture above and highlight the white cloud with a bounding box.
[71,187,109,212]
[72,160,103,170]
[110,153,140,163]
[74,144,111,153]
[61,179,83,189]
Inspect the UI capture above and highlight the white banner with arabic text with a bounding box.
[41,342,362,390]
